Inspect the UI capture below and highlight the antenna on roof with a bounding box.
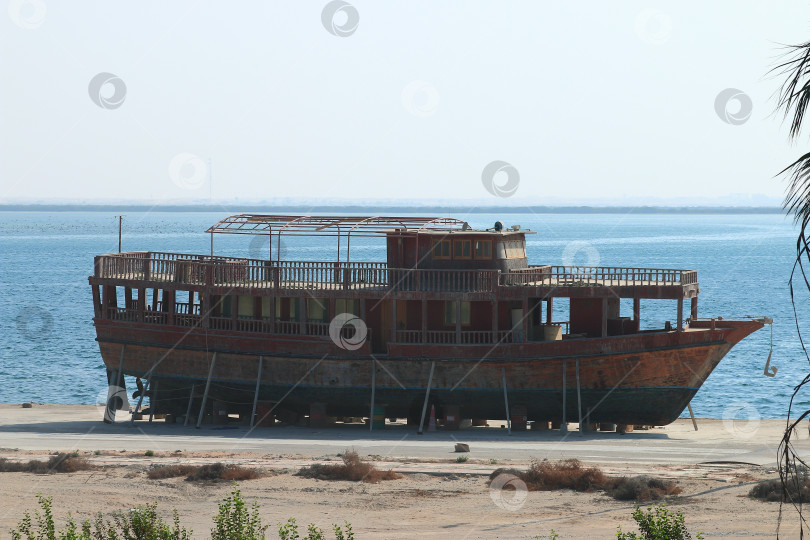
[115,214,125,252]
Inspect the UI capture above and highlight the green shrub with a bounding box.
[211,487,268,540]
[9,495,191,540]
[144,450,155,457]
[332,522,354,540]
[455,455,468,463]
[616,504,703,540]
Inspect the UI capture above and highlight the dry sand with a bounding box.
[0,404,808,538]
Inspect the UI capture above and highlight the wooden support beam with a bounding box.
[455,300,461,343]
[137,288,146,322]
[521,297,529,343]
[601,297,608,338]
[633,296,640,322]
[677,297,684,332]
[421,299,428,344]
[561,361,568,434]
[392,298,398,343]
[417,361,436,435]
[369,358,376,432]
[148,379,159,422]
[183,385,195,427]
[576,358,583,435]
[299,298,306,335]
[231,295,238,331]
[690,296,698,320]
[196,352,217,429]
[250,356,263,428]
[546,297,553,324]
[492,300,498,343]
[502,368,511,435]
[166,290,174,326]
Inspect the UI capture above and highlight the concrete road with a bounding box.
[0,404,805,467]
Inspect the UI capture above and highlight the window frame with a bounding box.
[443,301,472,326]
[453,239,472,260]
[432,239,451,260]
[474,239,492,259]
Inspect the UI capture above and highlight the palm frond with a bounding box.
[772,42,810,139]
[781,151,810,222]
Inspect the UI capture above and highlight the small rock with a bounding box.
[454,443,470,453]
[21,402,32,408]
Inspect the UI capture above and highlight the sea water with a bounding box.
[0,210,807,419]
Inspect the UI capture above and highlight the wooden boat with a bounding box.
[89,214,764,429]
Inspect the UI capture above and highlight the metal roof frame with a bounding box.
[205,214,470,237]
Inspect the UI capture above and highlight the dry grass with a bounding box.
[146,464,198,479]
[147,462,262,481]
[750,478,810,502]
[607,476,682,501]
[297,450,402,483]
[489,459,681,502]
[0,453,93,474]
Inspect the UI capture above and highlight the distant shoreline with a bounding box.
[0,204,788,214]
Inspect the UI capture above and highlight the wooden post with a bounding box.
[601,297,608,338]
[633,296,640,322]
[137,288,146,322]
[546,297,553,324]
[502,368,511,435]
[561,361,567,433]
[417,361,436,435]
[690,296,698,320]
[455,300,461,343]
[687,402,698,431]
[231,295,238,331]
[369,358,376,432]
[166,290,174,326]
[421,299,428,344]
[521,297,529,343]
[299,297,307,335]
[392,298,398,342]
[677,297,684,332]
[576,358,583,435]
[492,300,498,343]
[196,352,217,429]
[148,379,159,422]
[250,356,263,428]
[183,385,195,427]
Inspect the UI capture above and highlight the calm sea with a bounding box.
[0,211,807,419]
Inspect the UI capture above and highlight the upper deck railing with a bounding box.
[94,252,697,293]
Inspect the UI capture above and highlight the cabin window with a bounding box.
[453,239,472,259]
[336,299,359,315]
[444,301,471,325]
[261,297,274,320]
[474,240,492,259]
[432,240,451,259]
[307,298,328,322]
[238,296,254,319]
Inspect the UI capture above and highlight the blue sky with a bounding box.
[1,1,808,205]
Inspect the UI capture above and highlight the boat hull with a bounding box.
[94,319,761,426]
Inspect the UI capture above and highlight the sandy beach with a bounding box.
[0,404,807,538]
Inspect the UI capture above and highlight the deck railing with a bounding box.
[393,330,517,345]
[94,252,697,291]
[499,265,696,287]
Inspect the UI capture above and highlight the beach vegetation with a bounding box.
[489,459,680,502]
[296,450,400,483]
[616,504,703,539]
